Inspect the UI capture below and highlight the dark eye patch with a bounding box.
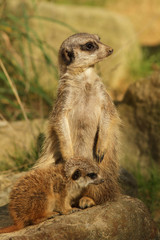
[80,41,99,51]
[72,169,81,180]
[61,48,75,65]
[87,173,97,179]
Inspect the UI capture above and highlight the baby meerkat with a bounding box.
[36,33,120,207]
[0,157,103,234]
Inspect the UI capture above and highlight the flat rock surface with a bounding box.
[0,195,158,240]
[0,119,46,169]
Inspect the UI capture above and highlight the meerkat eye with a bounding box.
[85,42,94,50]
[72,169,81,180]
[80,42,98,51]
[87,173,97,179]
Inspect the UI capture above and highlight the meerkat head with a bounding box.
[58,33,113,75]
[65,157,104,188]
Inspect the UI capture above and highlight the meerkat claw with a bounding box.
[95,150,104,163]
[70,208,81,213]
[100,153,104,163]
[47,212,61,219]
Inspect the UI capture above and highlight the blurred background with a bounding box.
[0,0,160,231]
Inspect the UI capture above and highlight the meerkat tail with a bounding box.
[0,224,20,233]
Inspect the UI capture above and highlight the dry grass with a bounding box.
[0,59,29,122]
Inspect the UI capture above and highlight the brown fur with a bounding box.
[0,157,102,233]
[35,33,120,205]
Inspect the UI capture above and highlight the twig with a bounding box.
[0,58,29,123]
[0,112,16,133]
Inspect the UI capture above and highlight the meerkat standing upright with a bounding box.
[36,33,120,207]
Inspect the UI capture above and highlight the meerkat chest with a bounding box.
[71,70,102,117]
[75,69,100,101]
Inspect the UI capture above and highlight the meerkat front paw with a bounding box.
[79,197,96,209]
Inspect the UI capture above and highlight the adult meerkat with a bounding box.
[36,33,120,207]
[0,157,103,233]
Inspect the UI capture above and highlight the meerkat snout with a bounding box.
[107,48,113,56]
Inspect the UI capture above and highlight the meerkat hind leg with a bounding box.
[79,196,96,209]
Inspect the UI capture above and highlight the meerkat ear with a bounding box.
[61,48,75,65]
[94,34,100,41]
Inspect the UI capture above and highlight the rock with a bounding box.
[0,172,25,207]
[0,119,46,169]
[106,0,160,46]
[119,71,160,168]
[0,195,158,240]
[0,205,12,229]
[118,167,138,198]
[4,0,141,99]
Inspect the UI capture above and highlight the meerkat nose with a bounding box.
[100,178,104,183]
[108,48,113,55]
